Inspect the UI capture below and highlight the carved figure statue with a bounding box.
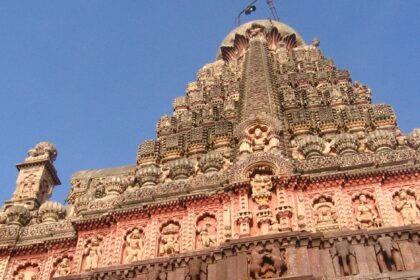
[395,190,420,225]
[250,173,273,209]
[185,257,207,280]
[313,197,339,232]
[330,240,358,276]
[196,223,216,249]
[125,228,144,263]
[355,194,381,229]
[375,236,404,272]
[83,236,102,271]
[248,244,287,279]
[54,257,71,277]
[159,223,180,256]
[250,126,269,152]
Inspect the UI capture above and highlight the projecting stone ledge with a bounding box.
[53,226,420,280]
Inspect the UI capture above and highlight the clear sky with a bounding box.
[0,1,419,205]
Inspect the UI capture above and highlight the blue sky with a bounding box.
[0,1,419,205]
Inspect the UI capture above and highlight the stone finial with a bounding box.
[168,158,194,180]
[103,176,128,197]
[367,130,397,152]
[25,142,58,162]
[136,165,161,187]
[38,201,66,223]
[5,205,31,226]
[297,135,326,158]
[334,133,360,155]
[198,152,224,173]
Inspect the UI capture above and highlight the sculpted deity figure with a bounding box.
[251,173,273,209]
[248,244,287,279]
[125,228,144,263]
[196,218,217,249]
[313,197,339,232]
[355,194,381,229]
[54,257,71,277]
[83,236,102,271]
[250,126,268,152]
[395,190,420,225]
[159,223,180,256]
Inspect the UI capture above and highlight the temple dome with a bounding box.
[216,19,306,60]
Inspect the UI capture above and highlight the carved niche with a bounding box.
[249,167,275,234]
[195,214,217,249]
[82,236,103,271]
[393,189,420,226]
[312,195,339,232]
[123,227,145,264]
[375,236,404,272]
[158,221,181,257]
[13,263,40,280]
[53,256,72,277]
[248,244,287,279]
[352,193,381,229]
[239,124,281,155]
[330,240,358,276]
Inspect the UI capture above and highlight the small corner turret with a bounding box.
[3,142,61,211]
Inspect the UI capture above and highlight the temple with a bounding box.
[1,19,420,280]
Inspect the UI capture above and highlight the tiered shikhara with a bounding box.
[1,20,420,280]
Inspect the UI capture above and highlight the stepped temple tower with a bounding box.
[1,19,420,280]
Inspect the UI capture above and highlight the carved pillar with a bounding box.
[235,188,252,237]
[274,186,293,232]
[0,257,9,280]
[222,196,233,242]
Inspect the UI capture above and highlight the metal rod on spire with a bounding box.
[236,0,258,26]
[266,0,280,21]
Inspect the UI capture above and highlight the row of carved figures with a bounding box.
[10,236,407,279]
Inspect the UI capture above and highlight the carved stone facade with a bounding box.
[1,19,420,280]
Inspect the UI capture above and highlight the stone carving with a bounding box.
[53,257,71,277]
[159,222,180,256]
[248,244,287,279]
[13,264,40,280]
[249,125,269,152]
[334,133,360,155]
[198,152,224,174]
[196,215,217,249]
[5,205,31,226]
[25,142,57,162]
[394,190,420,225]
[313,196,339,232]
[147,266,167,280]
[82,236,102,271]
[185,257,207,280]
[38,201,65,223]
[407,128,420,150]
[137,165,161,187]
[167,159,194,180]
[103,176,128,197]
[330,240,358,276]
[250,172,273,208]
[353,194,381,229]
[297,135,327,158]
[367,130,397,152]
[375,236,404,272]
[124,228,145,263]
